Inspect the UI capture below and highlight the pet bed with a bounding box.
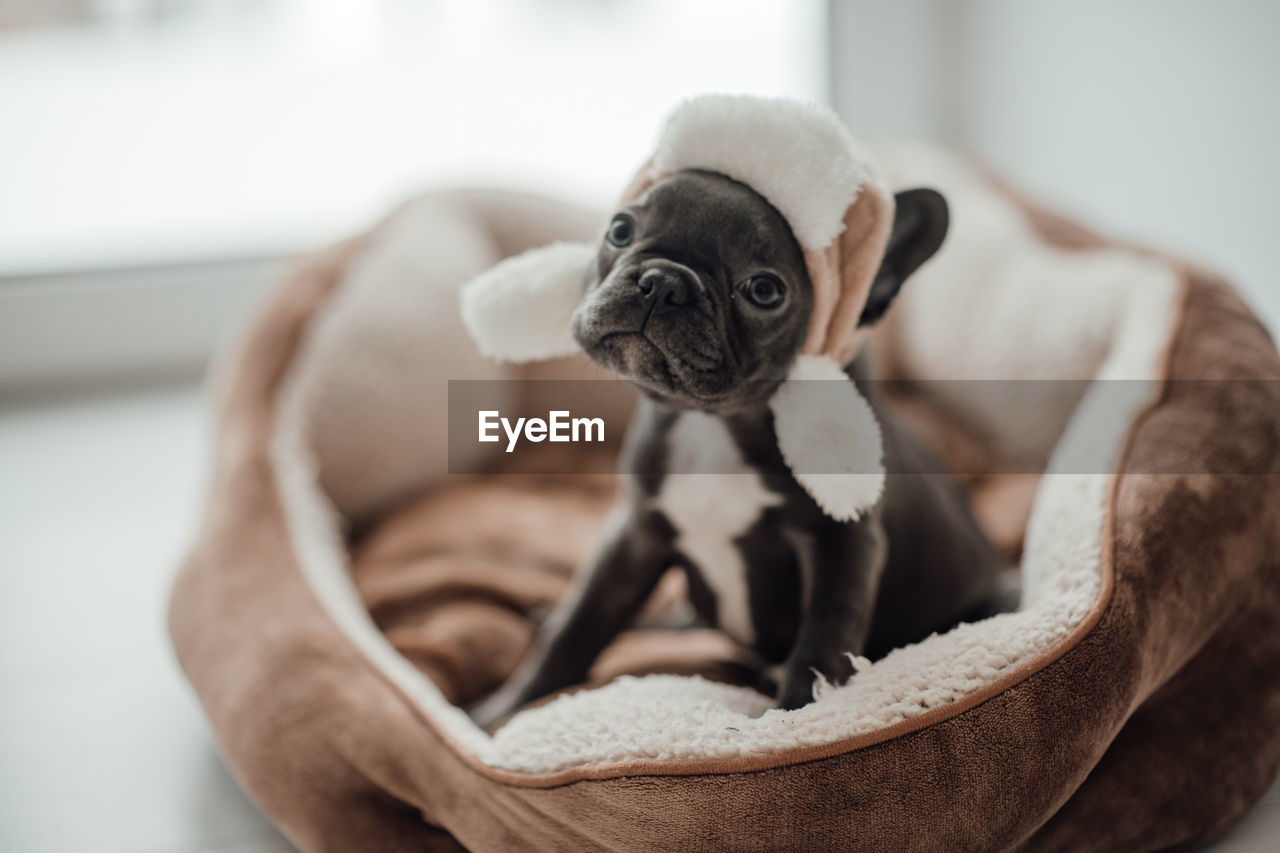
[170,146,1280,852]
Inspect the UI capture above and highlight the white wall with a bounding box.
[832,0,1280,332]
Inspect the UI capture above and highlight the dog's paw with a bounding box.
[776,670,820,711]
[777,655,858,710]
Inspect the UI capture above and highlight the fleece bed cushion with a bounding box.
[169,148,1280,852]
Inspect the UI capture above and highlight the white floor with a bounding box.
[0,385,290,853]
[1,384,1277,852]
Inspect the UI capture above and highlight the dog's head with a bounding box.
[571,170,809,410]
[572,169,948,413]
[458,94,951,521]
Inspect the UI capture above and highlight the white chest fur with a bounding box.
[652,411,783,645]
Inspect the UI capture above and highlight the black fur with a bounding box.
[470,172,1013,726]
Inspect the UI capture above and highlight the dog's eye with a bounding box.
[742,275,785,308]
[606,216,634,248]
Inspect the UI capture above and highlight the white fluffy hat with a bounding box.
[460,94,892,521]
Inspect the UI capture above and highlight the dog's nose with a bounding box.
[637,268,691,315]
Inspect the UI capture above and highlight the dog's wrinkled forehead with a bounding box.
[617,170,810,288]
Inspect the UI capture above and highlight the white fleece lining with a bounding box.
[270,147,1181,775]
[653,94,874,251]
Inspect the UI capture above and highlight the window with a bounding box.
[0,0,826,390]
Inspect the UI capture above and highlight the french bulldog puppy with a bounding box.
[470,169,1013,727]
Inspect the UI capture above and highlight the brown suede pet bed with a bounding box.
[170,146,1280,852]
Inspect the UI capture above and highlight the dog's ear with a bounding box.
[857,188,948,326]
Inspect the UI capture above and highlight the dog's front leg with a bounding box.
[469,511,671,729]
[777,516,888,710]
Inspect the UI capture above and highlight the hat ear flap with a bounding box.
[801,180,896,366]
[769,354,885,522]
[459,242,595,363]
